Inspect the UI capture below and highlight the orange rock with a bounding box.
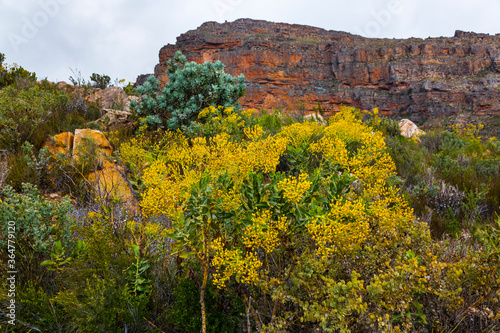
[87,164,140,216]
[73,129,113,166]
[45,129,139,215]
[43,132,74,157]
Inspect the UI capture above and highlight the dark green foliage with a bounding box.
[130,51,245,130]
[90,73,111,89]
[0,53,36,89]
[0,81,100,153]
[5,209,160,332]
[0,84,56,151]
[0,79,103,193]
[167,277,245,333]
[253,109,285,134]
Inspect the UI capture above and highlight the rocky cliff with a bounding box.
[153,19,500,122]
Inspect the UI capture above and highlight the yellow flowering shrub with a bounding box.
[307,198,369,258]
[277,173,312,203]
[212,238,262,288]
[131,106,500,331]
[311,106,396,192]
[278,121,323,148]
[189,105,251,139]
[242,210,287,253]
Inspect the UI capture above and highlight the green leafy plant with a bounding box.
[0,53,36,89]
[123,82,136,96]
[124,244,153,300]
[166,277,245,333]
[0,183,74,285]
[90,73,111,89]
[130,51,245,130]
[0,85,55,151]
[40,241,73,272]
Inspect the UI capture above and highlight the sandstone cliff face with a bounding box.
[152,19,500,122]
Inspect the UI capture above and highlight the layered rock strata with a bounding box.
[152,19,500,122]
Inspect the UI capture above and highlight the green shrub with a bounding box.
[254,108,285,134]
[90,73,111,89]
[0,183,74,285]
[167,277,244,333]
[0,53,36,89]
[0,85,56,151]
[130,51,245,130]
[0,81,98,153]
[123,82,136,96]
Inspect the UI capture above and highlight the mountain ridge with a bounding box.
[150,19,500,123]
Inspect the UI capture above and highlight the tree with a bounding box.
[130,51,245,130]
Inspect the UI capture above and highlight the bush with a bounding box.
[0,183,74,285]
[141,106,473,332]
[0,81,98,153]
[123,82,136,96]
[90,73,111,89]
[167,277,244,333]
[0,85,55,151]
[130,51,245,130]
[0,53,36,89]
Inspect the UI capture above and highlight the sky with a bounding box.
[1,0,499,85]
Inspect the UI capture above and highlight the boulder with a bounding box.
[87,163,140,216]
[399,119,425,138]
[44,129,140,216]
[304,113,327,125]
[43,132,74,156]
[73,129,113,166]
[86,86,138,111]
[96,109,135,130]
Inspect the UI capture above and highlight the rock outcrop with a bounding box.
[43,129,139,215]
[399,119,425,138]
[73,129,113,166]
[151,19,500,123]
[95,109,135,131]
[44,132,74,156]
[86,86,137,111]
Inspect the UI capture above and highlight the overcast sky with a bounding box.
[1,0,499,85]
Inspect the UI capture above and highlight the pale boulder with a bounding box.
[304,113,327,125]
[399,119,425,138]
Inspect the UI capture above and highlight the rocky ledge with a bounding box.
[151,19,500,123]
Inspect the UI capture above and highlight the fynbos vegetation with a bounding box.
[0,51,499,333]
